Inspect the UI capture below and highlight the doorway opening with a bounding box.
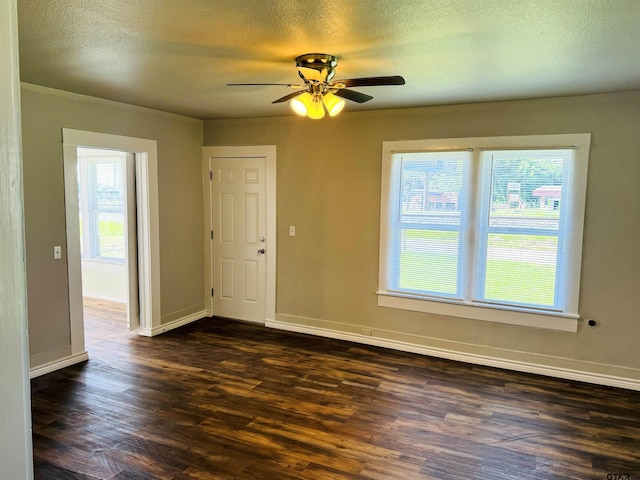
[76,147,138,350]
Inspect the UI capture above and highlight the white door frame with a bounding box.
[63,129,162,352]
[202,146,276,323]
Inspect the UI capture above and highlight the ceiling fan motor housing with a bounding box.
[296,53,338,83]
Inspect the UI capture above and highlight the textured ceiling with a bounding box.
[17,0,640,120]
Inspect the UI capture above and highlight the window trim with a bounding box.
[378,134,591,332]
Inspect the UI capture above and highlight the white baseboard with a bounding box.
[29,351,89,379]
[266,318,640,391]
[138,310,209,337]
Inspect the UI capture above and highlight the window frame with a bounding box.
[378,134,591,332]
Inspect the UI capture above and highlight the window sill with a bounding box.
[377,291,579,332]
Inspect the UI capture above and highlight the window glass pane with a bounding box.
[489,154,563,231]
[393,152,467,296]
[484,233,558,306]
[77,147,127,263]
[399,229,459,295]
[93,161,125,261]
[400,156,463,226]
[480,150,570,308]
[94,210,125,260]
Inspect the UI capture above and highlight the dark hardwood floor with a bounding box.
[31,299,640,479]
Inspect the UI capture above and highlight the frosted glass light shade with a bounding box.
[323,93,345,116]
[291,92,313,116]
[290,91,332,119]
[307,99,325,119]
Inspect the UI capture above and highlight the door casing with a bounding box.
[63,129,161,355]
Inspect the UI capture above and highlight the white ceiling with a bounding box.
[17,0,640,120]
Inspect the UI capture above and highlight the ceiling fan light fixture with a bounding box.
[230,53,405,119]
[306,98,325,120]
[291,92,313,116]
[322,92,345,116]
[291,91,326,119]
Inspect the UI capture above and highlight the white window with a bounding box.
[378,134,590,332]
[77,148,127,263]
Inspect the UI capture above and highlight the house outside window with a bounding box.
[378,134,590,332]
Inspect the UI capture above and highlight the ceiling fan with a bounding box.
[228,53,405,119]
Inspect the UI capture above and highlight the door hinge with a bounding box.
[210,230,213,240]
[209,170,213,181]
[211,288,214,297]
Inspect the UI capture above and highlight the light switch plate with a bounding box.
[289,225,296,236]
[53,246,62,259]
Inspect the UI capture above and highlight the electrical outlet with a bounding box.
[53,245,62,260]
[289,225,296,236]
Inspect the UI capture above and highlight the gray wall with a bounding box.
[204,91,640,381]
[21,84,204,366]
[20,83,640,382]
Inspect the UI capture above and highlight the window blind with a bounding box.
[476,149,574,310]
[388,151,471,298]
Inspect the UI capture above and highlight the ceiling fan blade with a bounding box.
[272,90,305,104]
[335,76,405,88]
[334,89,373,103]
[228,83,303,88]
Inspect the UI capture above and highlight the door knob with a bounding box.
[257,249,265,255]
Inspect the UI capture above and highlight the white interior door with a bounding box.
[211,156,267,322]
